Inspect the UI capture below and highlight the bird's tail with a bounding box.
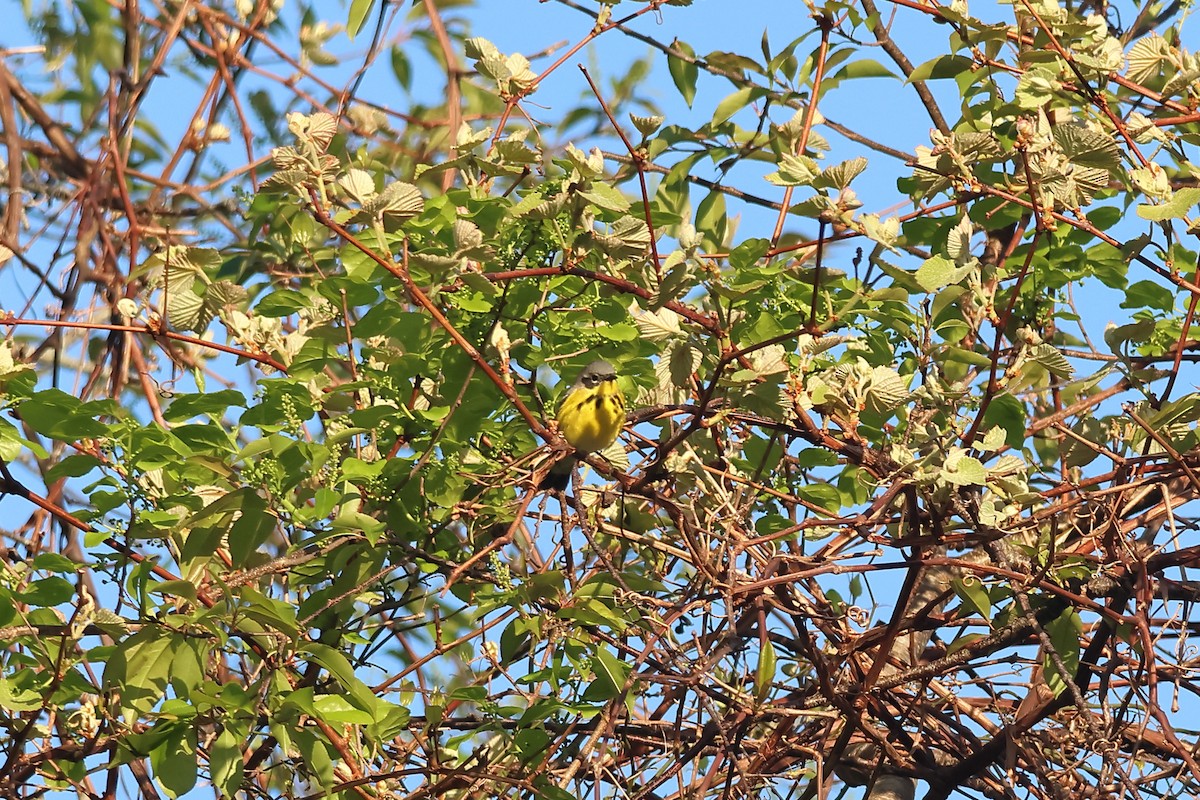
[537,456,574,490]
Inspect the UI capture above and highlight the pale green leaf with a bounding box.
[915,254,972,291]
[1137,187,1200,221]
[942,449,987,486]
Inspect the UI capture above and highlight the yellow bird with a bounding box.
[540,360,626,489]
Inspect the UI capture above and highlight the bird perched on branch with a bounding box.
[539,359,626,490]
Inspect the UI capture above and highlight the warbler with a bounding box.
[540,359,626,489]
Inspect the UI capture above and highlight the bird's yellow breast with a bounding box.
[557,379,626,453]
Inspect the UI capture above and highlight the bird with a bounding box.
[539,359,626,490]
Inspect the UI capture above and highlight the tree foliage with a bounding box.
[3,0,1200,798]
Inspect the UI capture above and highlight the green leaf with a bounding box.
[1054,123,1120,173]
[713,87,758,126]
[150,580,199,604]
[696,190,727,246]
[915,255,972,292]
[299,642,382,716]
[514,726,551,759]
[0,673,45,711]
[578,183,631,213]
[210,725,245,798]
[754,639,776,700]
[941,346,992,367]
[1062,416,1106,468]
[832,58,898,81]
[165,283,208,332]
[1104,318,1156,352]
[314,693,375,724]
[163,390,246,422]
[106,629,177,716]
[237,586,301,639]
[908,55,975,82]
[953,577,992,619]
[391,44,412,91]
[1044,610,1082,697]
[766,153,820,187]
[255,289,312,316]
[1130,165,1172,201]
[1027,344,1074,379]
[668,39,698,106]
[0,419,23,461]
[815,156,869,190]
[589,647,631,700]
[531,780,579,800]
[1014,68,1062,108]
[294,729,335,790]
[31,553,79,573]
[368,702,412,742]
[979,426,1007,452]
[728,238,771,271]
[18,576,74,607]
[941,448,987,486]
[20,389,111,440]
[151,723,197,798]
[1136,187,1200,221]
[705,49,765,77]
[181,488,271,564]
[346,0,375,40]
[795,482,841,511]
[1126,33,1171,84]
